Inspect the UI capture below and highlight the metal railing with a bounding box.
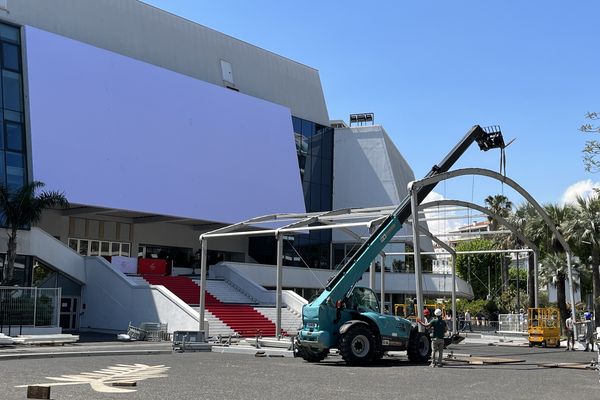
[498,313,528,332]
[0,287,61,335]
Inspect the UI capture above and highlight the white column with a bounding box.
[410,188,424,331]
[380,255,386,314]
[276,233,283,339]
[199,237,208,339]
[534,251,539,308]
[566,252,578,338]
[451,254,457,335]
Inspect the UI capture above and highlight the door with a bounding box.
[59,296,79,332]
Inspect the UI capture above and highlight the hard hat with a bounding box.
[585,312,592,320]
[434,308,442,316]
[423,309,430,316]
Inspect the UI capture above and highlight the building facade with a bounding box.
[0,0,469,333]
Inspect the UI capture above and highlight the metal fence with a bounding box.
[0,287,61,334]
[498,313,528,332]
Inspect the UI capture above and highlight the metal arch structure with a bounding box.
[419,199,541,307]
[196,204,481,338]
[411,168,577,329]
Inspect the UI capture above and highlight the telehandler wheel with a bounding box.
[297,345,329,363]
[407,331,432,363]
[340,324,375,366]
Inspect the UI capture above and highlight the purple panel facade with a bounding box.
[24,26,305,223]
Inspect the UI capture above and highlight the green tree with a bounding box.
[484,194,513,292]
[455,239,501,299]
[563,195,600,327]
[0,181,68,285]
[579,111,600,172]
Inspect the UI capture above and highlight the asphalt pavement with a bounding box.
[0,336,598,400]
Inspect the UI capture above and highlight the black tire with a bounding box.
[297,345,329,363]
[528,341,534,347]
[339,324,375,366]
[555,340,561,348]
[407,330,432,363]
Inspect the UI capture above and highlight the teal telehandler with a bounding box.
[297,125,506,365]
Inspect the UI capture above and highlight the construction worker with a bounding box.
[422,308,430,324]
[418,308,447,367]
[582,312,595,352]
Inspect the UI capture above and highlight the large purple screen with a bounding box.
[25,27,305,223]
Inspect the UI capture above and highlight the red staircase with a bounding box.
[142,275,280,337]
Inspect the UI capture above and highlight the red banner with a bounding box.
[138,258,168,275]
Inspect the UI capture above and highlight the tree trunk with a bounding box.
[556,274,567,335]
[528,252,535,308]
[2,229,17,285]
[592,246,600,328]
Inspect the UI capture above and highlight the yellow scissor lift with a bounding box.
[528,307,561,348]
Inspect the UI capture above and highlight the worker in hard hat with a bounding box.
[418,308,447,367]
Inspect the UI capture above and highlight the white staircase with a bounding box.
[203,279,257,304]
[254,306,302,336]
[192,307,235,337]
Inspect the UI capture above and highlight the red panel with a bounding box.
[138,258,168,275]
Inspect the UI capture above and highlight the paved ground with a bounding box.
[0,339,598,400]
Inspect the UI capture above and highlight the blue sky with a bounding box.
[144,0,600,208]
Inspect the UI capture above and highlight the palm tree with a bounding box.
[508,203,538,307]
[563,195,600,327]
[484,194,513,292]
[0,181,68,285]
[539,252,580,333]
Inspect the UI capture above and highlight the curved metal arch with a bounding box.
[412,168,570,253]
[412,168,574,316]
[419,199,540,307]
[418,199,538,254]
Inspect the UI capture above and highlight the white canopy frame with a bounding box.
[196,199,527,339]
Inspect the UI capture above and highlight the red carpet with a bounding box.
[142,275,282,337]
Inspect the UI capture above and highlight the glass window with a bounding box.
[5,151,23,189]
[2,43,19,71]
[6,122,22,151]
[90,241,100,256]
[301,119,314,137]
[321,185,332,210]
[322,158,332,186]
[79,240,89,256]
[100,242,110,256]
[310,183,321,211]
[309,155,322,185]
[310,136,322,158]
[4,110,21,122]
[321,129,334,160]
[0,24,19,44]
[121,243,130,257]
[111,242,120,256]
[292,117,302,134]
[68,239,78,251]
[2,70,21,112]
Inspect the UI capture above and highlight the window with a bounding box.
[2,43,19,71]
[6,122,22,151]
[2,70,22,112]
[68,238,132,257]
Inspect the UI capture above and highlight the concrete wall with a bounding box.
[3,0,328,124]
[332,125,433,252]
[81,257,204,333]
[215,262,473,299]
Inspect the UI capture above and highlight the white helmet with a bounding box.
[434,308,442,316]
